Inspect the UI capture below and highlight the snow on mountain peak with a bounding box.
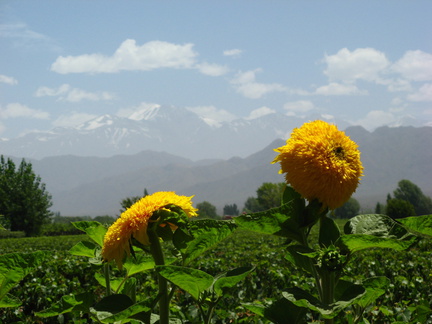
[77,114,115,131]
[128,104,161,121]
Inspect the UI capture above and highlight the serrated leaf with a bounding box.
[156,265,213,300]
[344,214,411,239]
[213,266,254,297]
[173,219,237,265]
[69,241,98,258]
[398,214,432,238]
[36,292,94,317]
[72,221,107,247]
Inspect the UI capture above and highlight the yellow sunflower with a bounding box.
[272,120,363,210]
[101,191,197,268]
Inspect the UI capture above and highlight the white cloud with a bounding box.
[35,84,115,102]
[392,50,432,81]
[231,69,287,99]
[407,83,432,102]
[196,62,229,76]
[324,48,390,83]
[51,39,198,74]
[52,112,97,128]
[0,103,49,119]
[186,105,236,127]
[0,74,18,85]
[315,82,367,96]
[353,110,397,130]
[246,106,276,120]
[283,100,315,114]
[223,49,242,57]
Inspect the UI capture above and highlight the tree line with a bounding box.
[1,155,431,236]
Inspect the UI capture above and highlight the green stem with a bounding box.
[103,263,111,296]
[300,228,323,301]
[148,229,169,324]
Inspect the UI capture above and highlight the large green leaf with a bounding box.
[340,214,417,253]
[69,240,99,258]
[283,282,365,319]
[72,221,107,247]
[353,276,390,309]
[213,266,254,297]
[285,245,315,274]
[398,214,432,238]
[35,292,94,317]
[235,202,304,242]
[173,219,237,265]
[0,251,49,305]
[0,294,21,308]
[156,265,214,300]
[123,253,155,277]
[319,216,341,247]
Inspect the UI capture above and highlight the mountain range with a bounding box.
[0,105,420,161]
[4,124,430,217]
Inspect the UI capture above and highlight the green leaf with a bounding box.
[353,276,390,309]
[285,245,315,274]
[36,292,94,317]
[0,294,21,307]
[123,253,155,277]
[69,240,98,258]
[319,216,341,247]
[262,297,308,324]
[91,294,150,323]
[173,219,237,265]
[283,283,365,319]
[213,266,254,297]
[0,251,49,303]
[156,265,214,300]
[338,234,416,253]
[72,221,107,247]
[281,185,303,207]
[398,214,432,238]
[235,202,304,242]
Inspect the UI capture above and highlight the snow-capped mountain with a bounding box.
[0,105,424,160]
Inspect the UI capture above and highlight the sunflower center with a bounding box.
[333,146,345,160]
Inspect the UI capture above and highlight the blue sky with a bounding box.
[1,1,431,138]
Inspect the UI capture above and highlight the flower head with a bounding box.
[101,191,197,268]
[272,120,363,209]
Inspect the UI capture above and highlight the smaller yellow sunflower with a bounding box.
[272,120,363,210]
[101,191,197,268]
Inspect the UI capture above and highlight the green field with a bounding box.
[1,220,432,323]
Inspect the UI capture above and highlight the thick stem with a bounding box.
[148,229,169,324]
[103,263,111,296]
[321,271,335,324]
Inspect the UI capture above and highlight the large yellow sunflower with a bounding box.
[101,191,197,268]
[272,120,363,210]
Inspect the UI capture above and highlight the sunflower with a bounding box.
[272,120,363,210]
[101,191,197,268]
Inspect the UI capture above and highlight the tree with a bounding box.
[243,182,286,213]
[196,201,219,219]
[120,188,149,213]
[386,198,416,219]
[243,196,263,213]
[0,156,53,236]
[334,198,360,219]
[375,202,383,214]
[393,179,432,216]
[223,204,239,216]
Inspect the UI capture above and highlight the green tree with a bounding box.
[0,156,53,236]
[393,179,432,216]
[196,201,219,219]
[243,197,263,213]
[334,197,360,219]
[256,182,286,210]
[223,203,239,216]
[119,188,149,213]
[386,198,416,219]
[375,202,383,214]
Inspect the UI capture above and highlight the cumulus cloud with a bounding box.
[52,112,97,128]
[51,39,198,74]
[186,105,236,127]
[196,62,229,76]
[407,83,432,102]
[246,106,276,120]
[0,103,49,119]
[315,82,367,96]
[223,49,242,57]
[0,74,18,85]
[324,47,390,83]
[283,100,316,114]
[231,69,287,99]
[35,84,115,102]
[392,50,432,81]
